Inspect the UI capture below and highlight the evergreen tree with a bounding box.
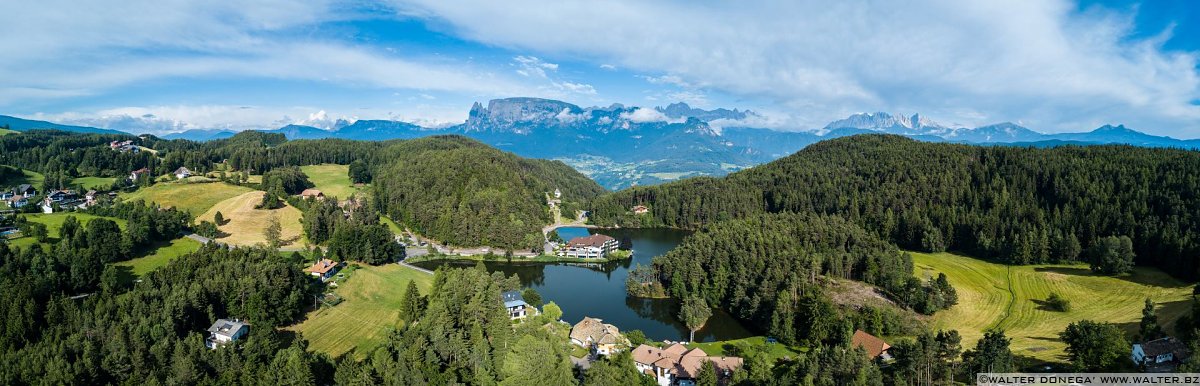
[1140,298,1164,341]
[1060,320,1129,372]
[963,330,1015,375]
[696,360,718,386]
[399,280,424,324]
[264,214,282,249]
[679,295,712,342]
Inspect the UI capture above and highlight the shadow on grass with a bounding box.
[1032,266,1190,288]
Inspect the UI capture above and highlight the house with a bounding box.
[299,189,325,200]
[0,191,11,201]
[14,184,35,198]
[571,317,630,356]
[502,290,530,319]
[129,168,151,182]
[205,318,249,349]
[174,166,192,179]
[632,343,743,386]
[46,189,74,202]
[303,259,341,282]
[554,188,562,199]
[1132,336,1188,369]
[632,205,650,215]
[109,140,137,152]
[852,330,893,361]
[5,196,28,209]
[84,190,97,206]
[559,234,619,259]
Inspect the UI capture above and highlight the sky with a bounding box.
[1,0,1198,138]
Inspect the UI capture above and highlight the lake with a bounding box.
[412,227,754,343]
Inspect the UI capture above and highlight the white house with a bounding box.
[502,290,530,320]
[554,188,561,199]
[1132,336,1188,367]
[205,319,249,349]
[5,196,28,209]
[632,343,743,386]
[129,168,151,182]
[303,259,341,282]
[174,167,192,179]
[559,234,619,259]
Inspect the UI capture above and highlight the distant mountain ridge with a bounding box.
[7,99,1199,189]
[0,115,129,135]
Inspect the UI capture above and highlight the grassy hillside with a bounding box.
[912,251,1192,363]
[290,264,432,358]
[0,166,44,188]
[121,182,253,217]
[299,164,361,199]
[197,191,305,247]
[8,213,128,250]
[70,176,117,190]
[112,237,202,278]
[0,128,15,136]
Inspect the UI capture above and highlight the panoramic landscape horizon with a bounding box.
[2,0,1199,385]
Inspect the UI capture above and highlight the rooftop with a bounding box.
[304,259,340,275]
[207,318,249,338]
[567,234,616,248]
[852,330,891,359]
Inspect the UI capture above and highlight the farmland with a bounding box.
[289,264,433,358]
[121,182,253,217]
[113,237,202,278]
[299,164,362,200]
[196,191,305,247]
[912,251,1193,363]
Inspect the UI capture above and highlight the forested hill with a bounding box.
[372,135,607,250]
[590,134,1200,278]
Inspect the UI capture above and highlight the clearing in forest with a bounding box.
[121,182,253,217]
[196,191,305,247]
[290,264,433,358]
[912,251,1193,364]
[300,164,362,200]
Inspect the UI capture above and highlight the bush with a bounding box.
[1046,292,1071,312]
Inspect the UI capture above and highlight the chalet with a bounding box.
[852,330,893,362]
[205,318,249,349]
[632,343,743,386]
[632,205,650,215]
[4,196,28,209]
[303,259,341,282]
[1132,336,1188,370]
[570,317,629,356]
[299,189,325,200]
[14,184,35,198]
[559,234,619,259]
[502,290,530,320]
[84,190,98,206]
[129,168,151,182]
[174,166,192,179]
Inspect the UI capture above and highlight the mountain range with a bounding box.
[5,99,1199,189]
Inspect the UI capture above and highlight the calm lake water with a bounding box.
[412,227,754,342]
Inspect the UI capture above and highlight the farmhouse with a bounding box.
[1132,336,1188,370]
[632,343,743,386]
[129,168,151,181]
[303,259,341,282]
[14,184,36,198]
[569,317,629,356]
[4,196,28,208]
[559,234,618,259]
[299,189,325,200]
[205,318,249,349]
[852,330,893,361]
[501,290,531,320]
[173,167,192,179]
[632,205,649,215]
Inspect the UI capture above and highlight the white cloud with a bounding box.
[619,107,683,124]
[390,0,1200,136]
[599,64,617,70]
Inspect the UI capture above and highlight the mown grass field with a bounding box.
[300,164,361,200]
[912,251,1193,363]
[70,176,117,190]
[8,213,128,250]
[197,191,305,247]
[113,237,202,278]
[290,264,433,358]
[121,182,253,217]
[380,215,405,237]
[0,128,15,136]
[0,166,44,188]
[686,336,805,363]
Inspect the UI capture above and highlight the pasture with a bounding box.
[70,176,117,190]
[290,264,433,358]
[911,251,1193,363]
[299,164,362,200]
[7,213,128,250]
[196,191,305,247]
[113,237,202,278]
[121,182,253,217]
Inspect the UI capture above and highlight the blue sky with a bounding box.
[1,0,1198,138]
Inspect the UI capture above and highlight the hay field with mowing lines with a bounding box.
[290,264,433,358]
[912,251,1193,363]
[197,191,305,247]
[299,164,362,200]
[121,182,253,217]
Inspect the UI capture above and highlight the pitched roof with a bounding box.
[631,343,743,378]
[174,166,191,174]
[132,168,150,174]
[502,290,527,308]
[207,319,249,338]
[303,259,340,275]
[570,317,627,346]
[299,189,324,197]
[852,330,891,359]
[14,184,32,193]
[567,234,617,248]
[1140,336,1188,358]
